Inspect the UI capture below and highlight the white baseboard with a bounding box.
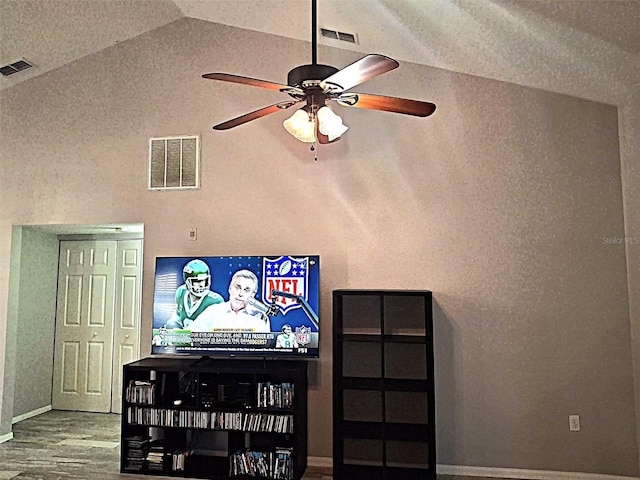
[0,432,13,443]
[304,461,639,480]
[12,405,52,424]
[437,464,640,480]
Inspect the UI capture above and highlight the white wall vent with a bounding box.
[148,135,200,190]
[320,28,358,44]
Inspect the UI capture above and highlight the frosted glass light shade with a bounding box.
[283,109,316,143]
[317,106,348,141]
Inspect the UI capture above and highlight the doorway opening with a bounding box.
[5,223,144,430]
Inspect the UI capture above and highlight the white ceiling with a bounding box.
[1,0,639,106]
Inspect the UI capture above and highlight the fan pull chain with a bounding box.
[311,142,318,161]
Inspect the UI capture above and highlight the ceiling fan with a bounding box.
[202,0,436,147]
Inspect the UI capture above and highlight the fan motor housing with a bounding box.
[287,64,339,87]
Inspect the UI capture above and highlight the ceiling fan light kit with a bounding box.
[283,108,316,143]
[203,0,435,153]
[316,106,347,141]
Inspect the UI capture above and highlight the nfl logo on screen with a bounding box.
[263,256,309,315]
[295,325,311,346]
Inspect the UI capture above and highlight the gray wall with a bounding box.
[0,18,637,476]
[12,228,58,418]
[1,228,22,436]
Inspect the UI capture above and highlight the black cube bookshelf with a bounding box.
[121,357,307,480]
[333,290,436,480]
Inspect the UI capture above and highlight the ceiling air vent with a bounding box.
[0,58,34,77]
[320,28,358,44]
[148,135,200,190]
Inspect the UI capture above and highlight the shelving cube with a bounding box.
[332,290,435,480]
[120,357,308,480]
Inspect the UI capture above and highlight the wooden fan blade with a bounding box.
[213,101,301,130]
[321,54,399,92]
[203,73,303,94]
[337,92,436,117]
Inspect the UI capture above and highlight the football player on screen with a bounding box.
[275,324,298,349]
[151,326,173,346]
[165,259,223,329]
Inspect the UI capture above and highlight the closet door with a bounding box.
[52,239,142,412]
[53,240,117,412]
[110,239,143,414]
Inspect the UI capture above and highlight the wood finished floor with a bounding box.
[0,410,517,480]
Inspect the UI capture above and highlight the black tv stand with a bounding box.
[190,355,215,367]
[193,356,279,367]
[121,357,308,479]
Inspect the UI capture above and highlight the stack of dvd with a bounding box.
[124,435,150,471]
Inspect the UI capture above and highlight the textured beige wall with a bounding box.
[619,94,640,475]
[0,18,637,475]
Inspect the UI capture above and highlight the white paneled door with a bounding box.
[52,240,141,413]
[110,239,142,414]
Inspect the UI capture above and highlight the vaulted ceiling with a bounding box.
[1,0,639,106]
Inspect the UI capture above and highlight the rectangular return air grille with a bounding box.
[320,28,358,44]
[0,58,34,77]
[148,135,200,190]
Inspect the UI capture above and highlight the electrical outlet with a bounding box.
[188,228,197,241]
[569,414,580,431]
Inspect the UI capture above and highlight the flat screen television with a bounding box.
[151,255,320,358]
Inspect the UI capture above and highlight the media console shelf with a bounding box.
[121,357,308,480]
[332,290,436,480]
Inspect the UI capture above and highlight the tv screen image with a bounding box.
[151,255,320,358]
